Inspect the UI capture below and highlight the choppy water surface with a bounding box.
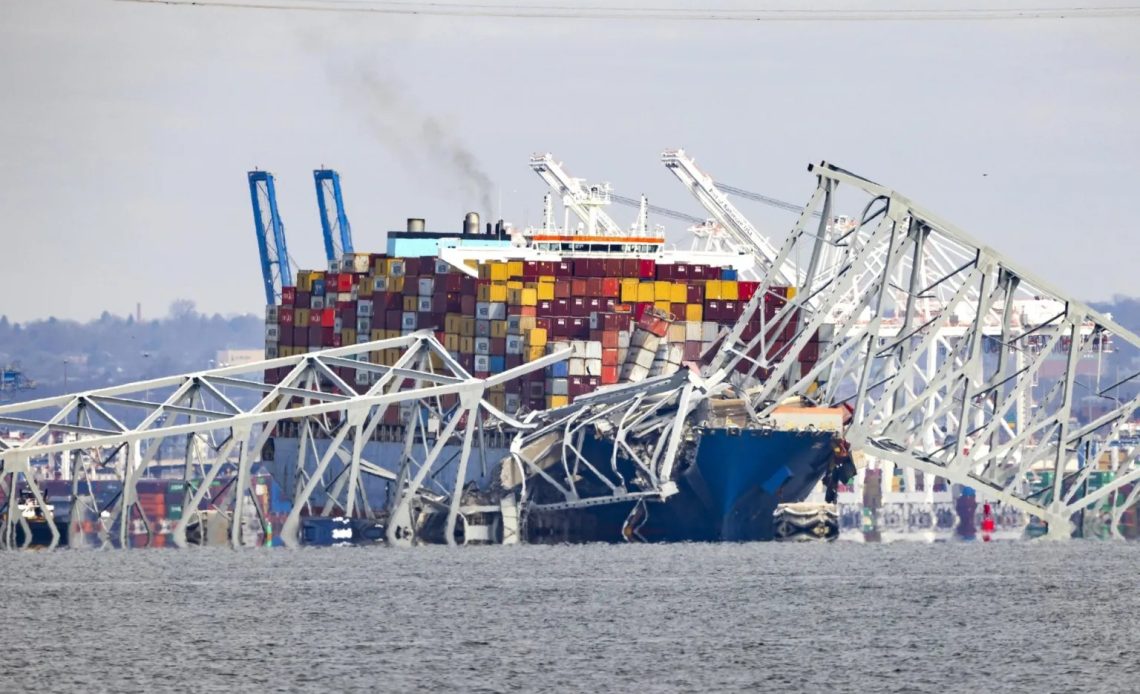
[4,541,1138,692]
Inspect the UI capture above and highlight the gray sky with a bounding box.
[2,1,1138,322]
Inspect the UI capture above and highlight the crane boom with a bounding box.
[314,169,354,267]
[248,170,293,305]
[529,153,623,236]
[662,149,799,286]
[609,193,705,224]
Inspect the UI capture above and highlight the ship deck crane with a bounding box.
[529,153,624,236]
[314,169,354,268]
[248,171,294,305]
[662,149,800,286]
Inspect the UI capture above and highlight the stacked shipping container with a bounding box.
[266,253,823,418]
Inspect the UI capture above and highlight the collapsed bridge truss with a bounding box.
[0,332,566,549]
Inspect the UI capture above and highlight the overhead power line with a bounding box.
[115,0,1140,21]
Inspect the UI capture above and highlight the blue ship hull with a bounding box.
[525,426,845,543]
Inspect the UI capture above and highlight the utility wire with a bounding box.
[114,0,1140,21]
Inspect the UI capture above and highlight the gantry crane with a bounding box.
[248,170,293,305]
[313,169,354,267]
[529,153,624,236]
[662,149,799,286]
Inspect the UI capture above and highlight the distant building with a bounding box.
[214,349,264,368]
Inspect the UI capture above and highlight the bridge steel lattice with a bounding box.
[0,332,568,549]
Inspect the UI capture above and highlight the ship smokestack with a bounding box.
[406,218,425,233]
[463,211,480,235]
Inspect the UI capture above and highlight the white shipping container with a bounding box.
[435,259,452,274]
[570,340,588,357]
[568,358,586,376]
[505,335,524,354]
[702,322,720,342]
[475,320,491,337]
[623,363,649,383]
[633,347,656,369]
[266,305,279,322]
[504,393,521,413]
[372,276,389,292]
[549,378,569,396]
[417,297,433,312]
[475,302,490,320]
[401,312,417,330]
[355,369,371,385]
[474,355,491,372]
[667,324,686,342]
[265,344,279,359]
[685,321,702,341]
[585,341,602,360]
[666,344,684,364]
[507,315,522,334]
[618,331,631,348]
[586,358,602,376]
[475,337,491,355]
[357,299,373,317]
[311,296,326,310]
[418,278,435,296]
[356,316,372,333]
[485,303,506,320]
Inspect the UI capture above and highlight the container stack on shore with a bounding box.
[266,253,824,418]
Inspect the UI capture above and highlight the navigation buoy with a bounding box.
[981,502,995,542]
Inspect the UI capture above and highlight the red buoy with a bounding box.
[981,502,995,542]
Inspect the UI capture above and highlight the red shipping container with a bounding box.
[523,260,539,277]
[705,300,722,322]
[674,264,690,280]
[571,278,587,296]
[603,258,623,277]
[337,274,353,293]
[279,309,295,326]
[553,298,570,315]
[490,337,506,353]
[535,317,552,333]
[294,326,308,345]
[330,332,342,348]
[683,341,703,361]
[281,286,296,305]
[600,331,619,349]
[326,273,339,291]
[555,261,573,276]
[601,365,619,385]
[639,259,656,279]
[586,298,603,313]
[656,263,674,280]
[622,258,639,277]
[294,291,311,309]
[570,297,588,316]
[506,355,523,369]
[723,300,739,318]
[600,278,620,297]
[738,281,758,302]
[404,257,422,276]
[690,265,708,280]
[670,303,686,319]
[686,284,704,303]
[585,278,602,296]
[555,280,571,299]
[320,308,336,327]
[538,261,555,276]
[602,348,619,366]
[386,310,402,330]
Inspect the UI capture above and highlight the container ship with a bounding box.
[261,210,855,544]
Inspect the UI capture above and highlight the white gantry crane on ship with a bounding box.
[529,153,628,236]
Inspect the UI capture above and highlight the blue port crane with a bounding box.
[248,170,294,305]
[313,169,354,267]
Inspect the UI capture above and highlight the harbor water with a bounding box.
[4,541,1139,692]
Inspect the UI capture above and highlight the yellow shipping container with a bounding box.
[429,352,444,369]
[296,272,313,292]
[528,327,548,345]
[402,296,418,311]
[525,345,545,361]
[369,350,382,365]
[671,283,688,304]
[487,284,508,303]
[370,329,385,341]
[637,282,655,302]
[536,281,555,301]
[388,276,405,293]
[464,259,478,270]
[538,275,556,284]
[547,395,569,409]
[685,304,703,322]
[620,278,640,302]
[385,329,400,339]
[721,280,739,301]
[342,329,356,344]
[460,337,475,354]
[295,309,310,328]
[358,277,371,295]
[519,316,537,331]
[654,281,672,301]
[491,320,508,338]
[506,280,524,292]
[654,300,673,315]
[520,288,537,306]
[445,334,460,351]
[787,286,797,299]
[507,260,524,278]
[507,288,522,305]
[706,279,722,300]
[490,262,509,281]
[461,317,475,337]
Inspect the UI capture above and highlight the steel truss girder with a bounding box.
[709,161,1140,537]
[0,332,569,549]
